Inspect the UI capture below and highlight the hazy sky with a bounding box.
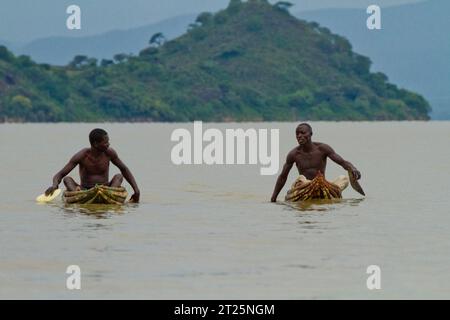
[0,0,425,43]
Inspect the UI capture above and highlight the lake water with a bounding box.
[1,122,449,299]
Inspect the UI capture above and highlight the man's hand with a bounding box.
[350,167,362,180]
[45,186,57,196]
[129,192,140,203]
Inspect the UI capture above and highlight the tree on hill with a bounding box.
[274,1,294,12]
[86,58,98,67]
[0,46,14,62]
[187,22,202,32]
[68,55,88,68]
[226,0,243,15]
[228,0,242,8]
[149,32,166,47]
[100,59,114,67]
[113,53,130,63]
[196,12,214,26]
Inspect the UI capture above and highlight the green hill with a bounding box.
[0,0,430,122]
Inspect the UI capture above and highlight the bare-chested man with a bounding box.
[44,128,140,203]
[271,123,361,202]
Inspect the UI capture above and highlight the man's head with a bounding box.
[296,123,313,146]
[89,128,109,151]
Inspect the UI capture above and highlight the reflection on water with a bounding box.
[284,264,316,269]
[283,198,365,212]
[49,202,138,218]
[281,198,365,232]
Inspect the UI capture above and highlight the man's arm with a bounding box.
[271,152,295,202]
[45,151,83,195]
[108,148,140,203]
[321,144,361,180]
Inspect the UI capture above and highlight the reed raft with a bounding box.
[63,185,128,205]
[285,172,342,202]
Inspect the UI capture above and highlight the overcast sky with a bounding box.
[0,0,426,43]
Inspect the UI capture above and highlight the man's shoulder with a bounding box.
[288,146,300,155]
[315,142,334,153]
[75,148,89,157]
[286,146,300,161]
[105,147,118,158]
[68,148,89,163]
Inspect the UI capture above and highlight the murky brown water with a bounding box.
[1,122,449,299]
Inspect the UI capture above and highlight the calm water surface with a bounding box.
[0,122,449,299]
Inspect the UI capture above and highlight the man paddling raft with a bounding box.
[271,123,364,202]
[44,128,140,203]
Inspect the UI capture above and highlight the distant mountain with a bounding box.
[0,0,430,122]
[16,14,198,66]
[296,0,450,119]
[0,39,17,51]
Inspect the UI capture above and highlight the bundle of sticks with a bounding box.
[63,185,128,204]
[285,172,342,202]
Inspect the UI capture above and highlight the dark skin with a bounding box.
[271,124,361,202]
[45,134,140,203]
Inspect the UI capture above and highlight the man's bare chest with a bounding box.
[294,150,326,169]
[80,155,110,173]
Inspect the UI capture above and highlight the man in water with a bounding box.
[271,123,361,202]
[45,128,140,203]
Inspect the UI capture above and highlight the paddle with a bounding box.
[347,170,366,196]
[36,189,62,203]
